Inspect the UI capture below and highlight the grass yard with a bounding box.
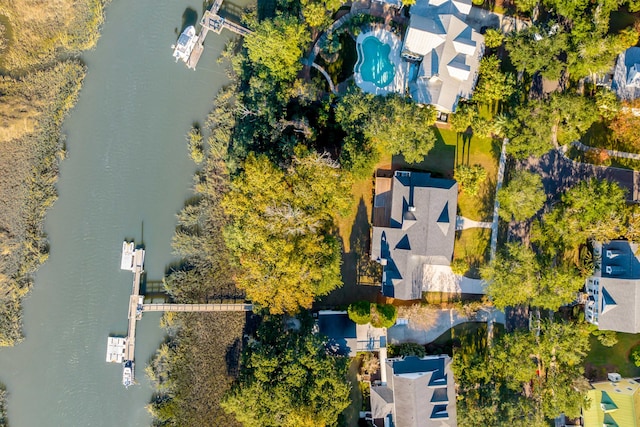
[452,228,491,278]
[427,321,504,356]
[585,332,640,381]
[394,127,499,221]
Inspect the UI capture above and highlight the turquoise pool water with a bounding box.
[357,36,395,88]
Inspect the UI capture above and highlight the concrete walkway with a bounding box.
[388,307,505,345]
[422,264,486,294]
[490,138,508,260]
[456,215,492,231]
[571,140,640,161]
[311,62,337,93]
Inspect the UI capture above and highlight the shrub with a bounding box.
[348,301,372,325]
[631,344,640,367]
[451,259,468,276]
[187,127,205,164]
[371,303,397,328]
[388,342,426,358]
[592,329,618,347]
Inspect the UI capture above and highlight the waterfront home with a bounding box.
[403,0,484,113]
[316,311,387,357]
[371,170,458,300]
[584,240,640,333]
[368,354,457,426]
[613,47,640,101]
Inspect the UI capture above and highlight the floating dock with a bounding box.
[106,241,253,387]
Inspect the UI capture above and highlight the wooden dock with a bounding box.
[185,0,252,69]
[143,303,253,312]
[107,242,252,387]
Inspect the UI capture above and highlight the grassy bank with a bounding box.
[0,0,108,346]
[147,312,247,427]
[0,385,6,427]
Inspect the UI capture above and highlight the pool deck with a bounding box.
[354,27,407,96]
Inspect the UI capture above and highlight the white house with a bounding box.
[403,0,484,113]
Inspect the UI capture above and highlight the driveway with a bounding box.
[388,307,505,345]
[520,148,639,203]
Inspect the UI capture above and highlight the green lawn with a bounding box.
[393,127,499,221]
[453,228,491,278]
[585,332,640,380]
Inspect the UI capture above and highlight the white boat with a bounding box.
[120,241,135,271]
[172,26,197,63]
[122,360,134,388]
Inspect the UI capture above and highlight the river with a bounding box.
[0,0,244,425]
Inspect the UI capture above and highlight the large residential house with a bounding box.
[582,373,640,426]
[403,0,484,113]
[369,355,457,427]
[371,171,458,300]
[585,240,640,333]
[612,47,640,101]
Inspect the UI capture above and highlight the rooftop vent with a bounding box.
[408,206,416,212]
[608,373,622,382]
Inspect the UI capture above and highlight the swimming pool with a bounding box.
[356,36,396,88]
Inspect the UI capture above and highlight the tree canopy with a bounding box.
[481,242,583,310]
[222,315,351,427]
[222,150,353,313]
[244,16,310,82]
[455,320,591,426]
[497,170,546,222]
[336,91,438,169]
[455,164,487,196]
[535,178,627,255]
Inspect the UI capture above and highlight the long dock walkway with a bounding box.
[107,241,253,387]
[143,303,253,312]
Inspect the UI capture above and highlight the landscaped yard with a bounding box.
[453,228,491,278]
[585,332,640,380]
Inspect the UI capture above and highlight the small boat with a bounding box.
[122,360,134,388]
[172,26,197,63]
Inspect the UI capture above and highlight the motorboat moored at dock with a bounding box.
[172,26,197,64]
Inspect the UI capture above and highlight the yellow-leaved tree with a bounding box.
[223,148,353,313]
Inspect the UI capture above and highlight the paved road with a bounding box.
[520,148,639,203]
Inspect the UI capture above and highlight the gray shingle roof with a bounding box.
[371,355,457,427]
[371,172,458,300]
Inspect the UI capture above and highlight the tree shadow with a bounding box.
[392,127,456,178]
[315,197,381,308]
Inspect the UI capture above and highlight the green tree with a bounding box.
[473,56,515,106]
[631,344,640,367]
[506,26,569,80]
[482,243,539,310]
[187,126,204,164]
[244,16,310,81]
[336,92,438,167]
[348,301,372,324]
[388,342,426,357]
[595,87,619,121]
[484,28,504,48]
[497,170,546,221]
[455,164,487,196]
[223,151,353,314]
[455,320,591,424]
[371,303,397,328]
[222,315,351,427]
[482,243,582,310]
[367,95,438,163]
[538,179,627,254]
[592,329,618,347]
[449,102,476,134]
